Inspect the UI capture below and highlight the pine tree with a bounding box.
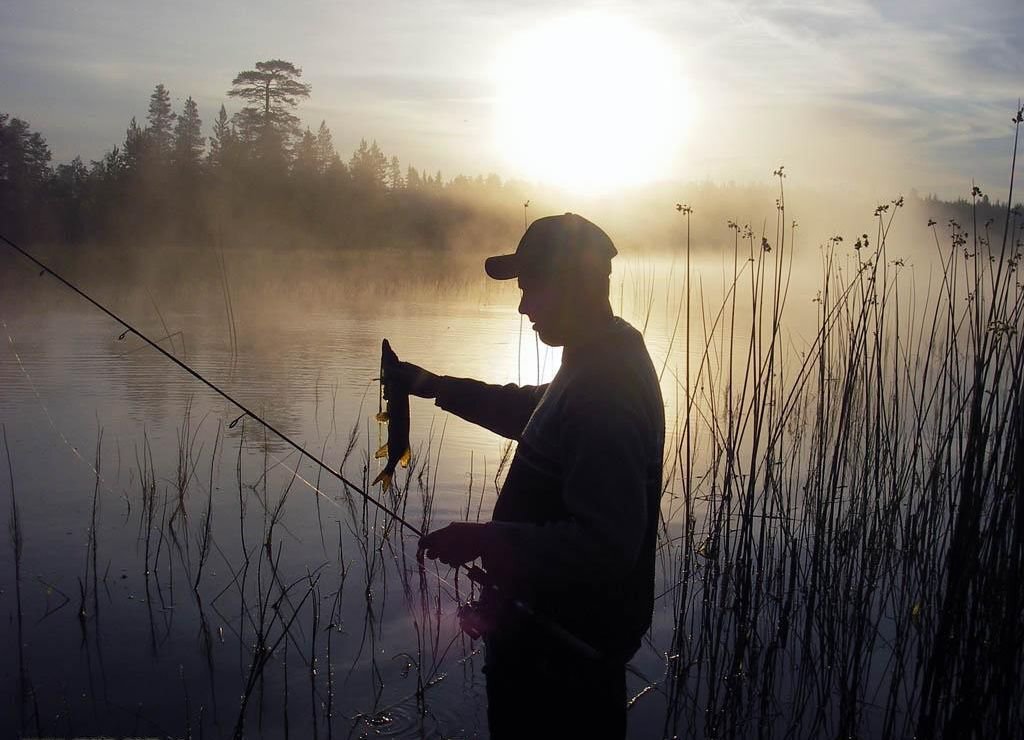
[315,120,336,174]
[350,139,370,185]
[350,139,368,170]
[370,142,388,185]
[52,156,89,199]
[121,116,147,172]
[227,60,311,161]
[293,127,318,175]
[387,155,404,190]
[173,96,204,170]
[51,156,89,241]
[350,139,388,188]
[91,147,123,182]
[0,114,52,238]
[207,104,234,167]
[324,155,348,181]
[406,166,421,189]
[146,83,175,158]
[0,116,52,188]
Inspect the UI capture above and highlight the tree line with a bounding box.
[1,59,523,252]
[2,60,1018,257]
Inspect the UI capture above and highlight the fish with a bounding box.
[372,338,411,492]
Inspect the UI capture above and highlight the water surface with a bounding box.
[1,246,722,738]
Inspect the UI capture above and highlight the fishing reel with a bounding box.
[457,598,501,639]
[457,564,502,639]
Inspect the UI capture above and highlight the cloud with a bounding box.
[627,0,1022,193]
[1,0,1019,195]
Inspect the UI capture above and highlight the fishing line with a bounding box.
[264,447,464,599]
[6,266,465,641]
[0,232,425,539]
[0,232,605,661]
[2,235,475,598]
[2,317,120,502]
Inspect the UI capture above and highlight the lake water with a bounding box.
[4,235,976,739]
[2,245,754,738]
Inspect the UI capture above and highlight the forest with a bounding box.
[0,59,531,255]
[1,58,1018,260]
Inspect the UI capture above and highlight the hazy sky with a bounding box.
[1,0,1021,199]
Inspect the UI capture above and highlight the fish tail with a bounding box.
[372,469,393,492]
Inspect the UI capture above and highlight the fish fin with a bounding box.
[399,448,411,467]
[371,469,393,492]
[374,443,389,459]
[375,411,390,422]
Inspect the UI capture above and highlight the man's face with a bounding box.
[517,271,570,347]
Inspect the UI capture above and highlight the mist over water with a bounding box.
[2,185,1022,739]
[0,240,781,733]
[1,17,1021,735]
[0,246,687,737]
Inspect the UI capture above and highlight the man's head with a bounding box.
[485,213,616,347]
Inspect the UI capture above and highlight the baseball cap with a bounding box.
[484,213,618,281]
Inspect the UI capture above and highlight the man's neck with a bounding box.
[562,304,615,356]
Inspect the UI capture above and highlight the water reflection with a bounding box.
[1,249,647,737]
[2,241,970,737]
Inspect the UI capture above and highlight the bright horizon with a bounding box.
[1,1,1021,200]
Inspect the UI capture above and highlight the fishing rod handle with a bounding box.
[463,565,605,662]
[465,565,494,588]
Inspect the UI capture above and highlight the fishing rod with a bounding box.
[0,232,426,534]
[0,232,604,661]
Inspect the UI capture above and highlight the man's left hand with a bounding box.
[417,522,489,567]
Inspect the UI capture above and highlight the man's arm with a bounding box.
[433,376,547,441]
[482,379,651,592]
[383,348,546,440]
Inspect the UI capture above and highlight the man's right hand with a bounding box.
[381,342,440,399]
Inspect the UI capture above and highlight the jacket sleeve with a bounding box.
[482,376,650,591]
[433,376,548,441]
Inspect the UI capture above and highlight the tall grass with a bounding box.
[4,112,1021,740]
[648,117,1023,737]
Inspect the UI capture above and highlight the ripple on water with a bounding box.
[354,704,429,738]
[353,680,478,738]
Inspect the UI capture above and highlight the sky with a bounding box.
[1,0,1021,200]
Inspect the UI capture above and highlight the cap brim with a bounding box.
[484,254,519,280]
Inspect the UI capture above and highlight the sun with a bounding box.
[491,13,692,195]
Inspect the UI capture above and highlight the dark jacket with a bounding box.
[433,317,665,661]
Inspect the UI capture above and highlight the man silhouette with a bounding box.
[388,213,665,738]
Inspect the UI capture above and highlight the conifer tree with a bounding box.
[121,116,147,171]
[293,127,318,175]
[350,139,388,188]
[207,104,234,167]
[92,147,123,182]
[406,165,421,189]
[315,120,336,174]
[173,96,204,170]
[146,83,175,158]
[387,155,404,190]
[0,114,52,238]
[227,60,310,161]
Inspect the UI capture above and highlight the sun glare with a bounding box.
[492,14,692,195]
